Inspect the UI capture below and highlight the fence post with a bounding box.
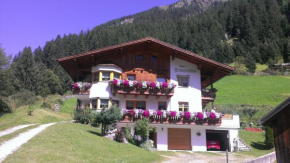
[226,149,229,163]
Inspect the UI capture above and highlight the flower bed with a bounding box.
[120,109,222,125]
[71,82,92,94]
[110,79,176,95]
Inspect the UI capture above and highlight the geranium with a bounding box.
[162,82,168,88]
[171,111,176,117]
[134,109,139,118]
[138,109,144,115]
[196,112,203,120]
[129,81,134,87]
[216,113,221,119]
[150,82,156,89]
[168,83,176,89]
[149,109,154,117]
[124,80,129,87]
[157,110,163,116]
[77,82,83,89]
[73,83,78,89]
[144,110,149,118]
[113,79,118,85]
[190,112,195,120]
[205,112,210,118]
[162,110,167,118]
[130,110,135,116]
[156,82,161,89]
[137,82,142,88]
[210,112,216,119]
[185,111,191,119]
[142,81,147,89]
[179,111,184,117]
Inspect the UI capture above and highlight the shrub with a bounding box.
[140,140,154,152]
[74,107,95,124]
[134,118,149,142]
[0,98,12,114]
[114,130,124,143]
[27,105,33,116]
[41,102,52,109]
[10,90,37,107]
[124,124,133,142]
[56,99,64,106]
[265,126,274,148]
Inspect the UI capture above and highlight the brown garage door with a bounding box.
[168,128,191,150]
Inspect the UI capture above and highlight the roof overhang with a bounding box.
[58,37,234,88]
[261,97,290,125]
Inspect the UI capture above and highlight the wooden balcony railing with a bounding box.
[120,113,222,126]
[110,84,175,98]
[201,90,216,99]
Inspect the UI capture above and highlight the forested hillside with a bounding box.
[1,0,290,113]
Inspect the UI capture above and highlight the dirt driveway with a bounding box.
[159,151,255,163]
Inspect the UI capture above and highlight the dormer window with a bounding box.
[152,55,157,62]
[136,54,143,61]
[127,74,135,80]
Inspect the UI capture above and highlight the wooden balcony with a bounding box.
[120,113,221,126]
[110,84,175,99]
[72,87,91,95]
[202,90,216,107]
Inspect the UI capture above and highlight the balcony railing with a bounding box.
[71,82,92,95]
[201,90,216,99]
[110,81,175,97]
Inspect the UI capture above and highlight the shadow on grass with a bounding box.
[87,130,103,137]
[251,142,272,150]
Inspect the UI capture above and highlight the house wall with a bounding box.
[169,56,202,112]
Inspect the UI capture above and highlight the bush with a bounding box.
[140,140,154,152]
[114,130,124,142]
[134,118,149,142]
[74,107,95,124]
[56,99,64,106]
[27,105,33,116]
[41,102,52,109]
[0,98,12,114]
[10,90,37,107]
[124,124,133,142]
[265,126,274,148]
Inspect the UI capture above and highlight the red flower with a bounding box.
[197,112,203,120]
[74,83,78,89]
[157,110,163,116]
[210,112,216,119]
[185,111,190,119]
[124,80,129,87]
[171,111,176,117]
[162,82,168,88]
[137,82,142,88]
[144,110,149,118]
[113,79,118,85]
[130,110,135,116]
[150,82,156,88]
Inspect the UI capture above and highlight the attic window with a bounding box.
[137,54,143,61]
[152,55,157,62]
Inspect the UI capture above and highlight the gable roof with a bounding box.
[261,97,290,125]
[58,37,234,88]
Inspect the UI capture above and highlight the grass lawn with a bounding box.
[239,130,274,157]
[3,123,162,163]
[214,75,290,106]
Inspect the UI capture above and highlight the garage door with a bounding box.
[168,128,191,150]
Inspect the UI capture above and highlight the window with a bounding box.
[178,102,188,112]
[151,55,157,62]
[100,99,109,109]
[158,102,167,110]
[136,54,143,61]
[92,99,97,109]
[126,101,134,110]
[157,77,166,82]
[177,76,189,87]
[136,101,146,110]
[126,101,146,110]
[94,72,99,82]
[127,74,135,80]
[112,100,119,106]
[114,73,120,79]
[102,72,110,81]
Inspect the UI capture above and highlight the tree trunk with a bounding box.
[101,123,104,135]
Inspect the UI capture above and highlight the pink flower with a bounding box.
[197,112,203,120]
[185,111,190,119]
[171,111,176,117]
[137,82,142,88]
[130,110,135,116]
[157,110,163,116]
[150,82,156,88]
[124,80,129,87]
[113,79,118,85]
[144,110,149,118]
[162,82,168,88]
[74,83,78,89]
[210,112,216,119]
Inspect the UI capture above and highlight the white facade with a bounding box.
[83,59,239,152]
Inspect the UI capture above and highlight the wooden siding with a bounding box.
[168,128,191,150]
[273,104,290,163]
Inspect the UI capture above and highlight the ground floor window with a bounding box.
[92,99,97,109]
[158,102,167,110]
[178,102,188,111]
[100,99,109,109]
[126,101,146,110]
[112,100,119,106]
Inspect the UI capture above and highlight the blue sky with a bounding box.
[0,0,177,56]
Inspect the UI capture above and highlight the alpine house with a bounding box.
[58,37,240,151]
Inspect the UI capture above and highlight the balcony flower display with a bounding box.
[196,112,204,120]
[150,82,156,89]
[149,109,156,117]
[156,82,161,89]
[137,82,142,88]
[73,83,78,89]
[124,80,129,87]
[162,82,168,88]
[168,83,176,89]
[157,110,163,116]
[144,110,149,118]
[129,81,134,87]
[142,81,147,89]
[129,110,135,117]
[185,111,191,119]
[204,112,210,119]
[210,112,216,119]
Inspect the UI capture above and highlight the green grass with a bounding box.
[239,130,274,157]
[214,75,290,106]
[3,123,162,163]
[60,98,77,114]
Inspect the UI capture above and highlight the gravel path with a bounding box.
[0,124,38,137]
[0,123,56,162]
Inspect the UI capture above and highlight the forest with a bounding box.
[1,0,290,113]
